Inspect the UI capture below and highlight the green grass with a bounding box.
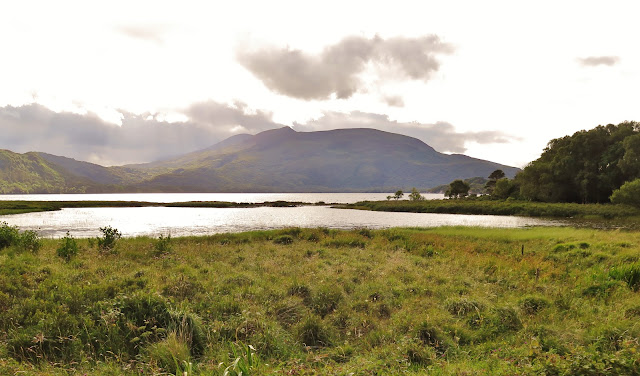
[339,198,640,219]
[2,226,640,375]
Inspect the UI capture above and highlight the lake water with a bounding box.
[0,205,563,238]
[0,192,444,204]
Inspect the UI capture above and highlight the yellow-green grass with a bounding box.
[2,226,640,375]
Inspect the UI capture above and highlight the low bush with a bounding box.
[97,226,121,252]
[153,234,172,255]
[17,230,41,253]
[56,231,79,262]
[0,222,20,249]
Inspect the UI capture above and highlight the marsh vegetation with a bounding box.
[2,225,640,374]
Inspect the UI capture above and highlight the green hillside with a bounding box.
[0,128,520,193]
[131,127,519,192]
[0,150,101,194]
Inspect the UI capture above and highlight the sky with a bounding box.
[1,0,639,167]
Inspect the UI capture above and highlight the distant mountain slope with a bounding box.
[130,127,519,192]
[36,153,149,185]
[0,127,520,193]
[0,149,100,193]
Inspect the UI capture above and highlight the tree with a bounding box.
[518,121,640,203]
[393,190,404,200]
[493,178,518,199]
[409,187,424,201]
[485,169,506,195]
[446,179,470,199]
[610,178,640,207]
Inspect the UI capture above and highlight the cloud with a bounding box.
[237,35,454,100]
[293,111,516,153]
[382,95,404,107]
[117,24,172,44]
[0,102,280,166]
[578,56,620,67]
[0,104,513,166]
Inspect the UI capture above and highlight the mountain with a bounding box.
[128,127,519,192]
[0,127,520,193]
[0,149,103,193]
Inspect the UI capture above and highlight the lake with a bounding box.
[0,192,444,204]
[0,205,563,238]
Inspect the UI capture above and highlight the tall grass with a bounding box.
[2,226,640,374]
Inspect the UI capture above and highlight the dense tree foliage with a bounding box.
[446,179,470,198]
[517,121,640,203]
[485,169,506,195]
[610,178,640,207]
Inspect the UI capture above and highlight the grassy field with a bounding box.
[2,226,640,375]
[340,199,640,220]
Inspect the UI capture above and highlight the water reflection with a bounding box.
[1,206,563,238]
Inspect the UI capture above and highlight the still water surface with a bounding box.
[0,192,444,204]
[1,206,563,238]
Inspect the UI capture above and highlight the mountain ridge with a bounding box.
[0,127,520,193]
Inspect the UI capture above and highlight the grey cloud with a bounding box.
[293,111,515,153]
[382,95,404,107]
[0,102,280,166]
[237,35,453,100]
[117,24,172,44]
[578,56,620,67]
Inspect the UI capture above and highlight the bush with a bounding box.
[18,230,41,253]
[56,231,79,262]
[97,226,121,251]
[153,234,172,255]
[0,221,20,249]
[610,178,640,207]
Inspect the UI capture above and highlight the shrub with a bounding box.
[610,178,640,207]
[0,221,20,249]
[17,230,41,253]
[153,234,172,255]
[56,231,79,262]
[97,226,121,251]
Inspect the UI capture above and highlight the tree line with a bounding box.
[439,121,640,206]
